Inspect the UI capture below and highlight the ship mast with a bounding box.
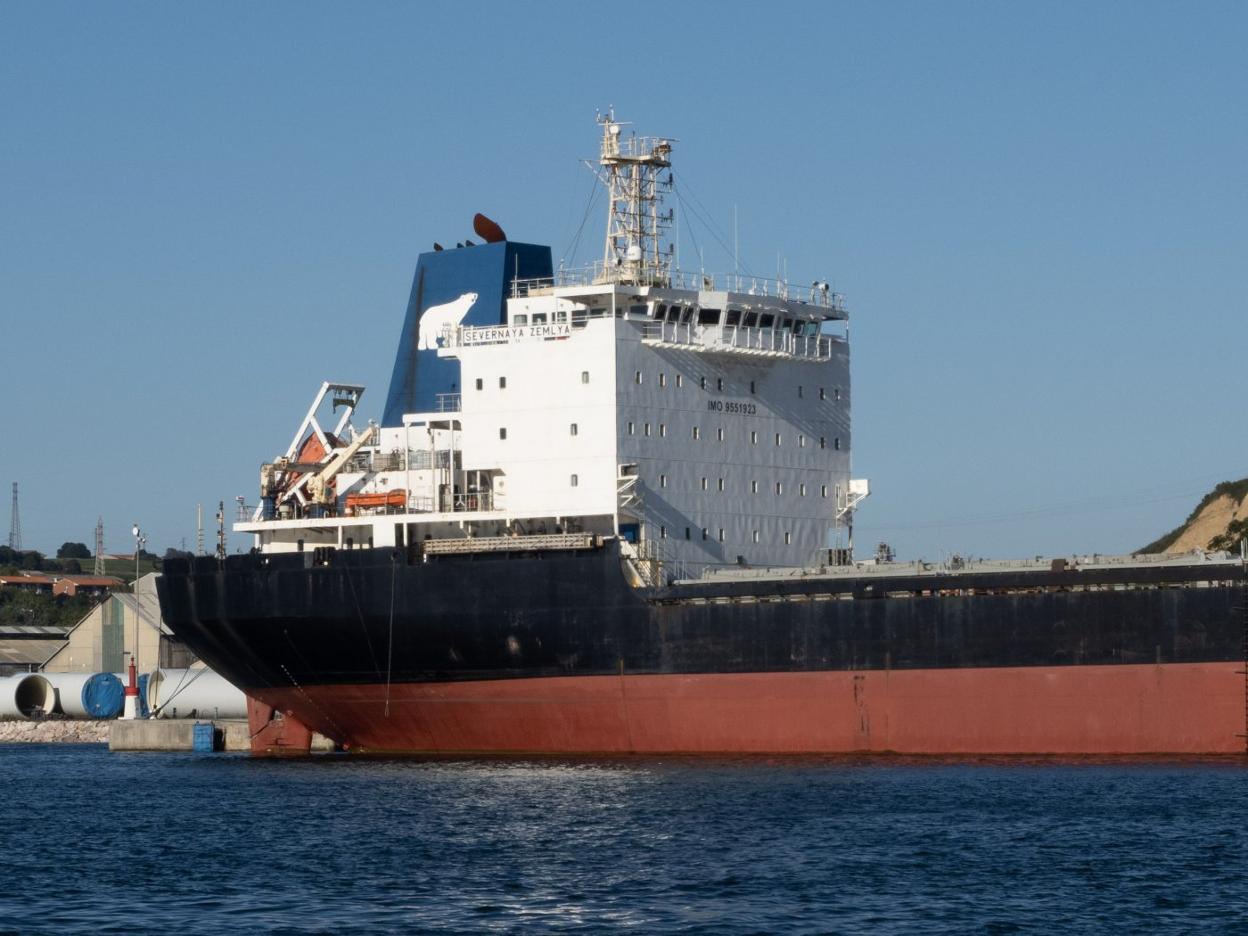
[597,110,674,287]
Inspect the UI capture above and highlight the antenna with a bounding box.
[595,111,674,287]
[94,516,105,575]
[215,501,226,561]
[7,482,20,550]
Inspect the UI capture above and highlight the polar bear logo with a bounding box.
[417,292,479,350]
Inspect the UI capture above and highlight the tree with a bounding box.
[57,542,92,559]
[60,558,83,573]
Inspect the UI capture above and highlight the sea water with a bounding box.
[0,745,1245,934]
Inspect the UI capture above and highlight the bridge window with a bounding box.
[743,312,759,328]
[589,307,607,318]
[725,310,742,327]
[629,304,648,316]
[532,313,547,324]
[698,307,721,325]
[680,306,695,324]
[759,313,775,328]
[656,303,667,319]
[513,314,528,326]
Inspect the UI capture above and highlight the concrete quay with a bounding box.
[110,718,336,753]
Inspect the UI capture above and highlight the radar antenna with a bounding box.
[596,109,674,287]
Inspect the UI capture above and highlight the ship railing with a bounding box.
[405,450,460,471]
[512,266,846,311]
[641,321,836,360]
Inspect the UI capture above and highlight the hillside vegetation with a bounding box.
[1140,479,1248,554]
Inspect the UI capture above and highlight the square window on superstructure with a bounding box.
[750,431,758,445]
[644,423,651,437]
[532,313,547,324]
[660,474,668,488]
[582,371,590,384]
[751,480,758,494]
[701,477,708,491]
[499,377,507,389]
[570,423,578,436]
[835,437,842,450]
[513,314,528,325]
[634,371,643,384]
[784,532,792,545]
[475,378,483,391]
[692,426,700,440]
[659,373,667,388]
[570,474,578,487]
[628,422,635,435]
[717,478,725,492]
[659,424,667,438]
[716,428,724,442]
[499,428,507,440]
[676,374,684,389]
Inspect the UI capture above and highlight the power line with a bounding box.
[7,482,20,550]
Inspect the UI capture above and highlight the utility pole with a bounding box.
[122,523,146,720]
[94,517,105,576]
[216,501,226,561]
[196,503,204,556]
[7,482,20,550]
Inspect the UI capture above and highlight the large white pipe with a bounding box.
[146,668,248,719]
[0,674,56,719]
[43,672,125,719]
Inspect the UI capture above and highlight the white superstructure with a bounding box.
[239,116,868,581]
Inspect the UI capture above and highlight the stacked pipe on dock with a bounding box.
[0,674,56,719]
[145,668,247,720]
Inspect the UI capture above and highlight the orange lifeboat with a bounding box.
[345,490,407,515]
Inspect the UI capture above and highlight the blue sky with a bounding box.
[2,2,1244,560]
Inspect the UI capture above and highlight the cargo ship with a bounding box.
[157,114,1248,755]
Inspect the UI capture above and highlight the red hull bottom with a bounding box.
[249,662,1247,755]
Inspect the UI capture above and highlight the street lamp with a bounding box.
[122,523,146,720]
